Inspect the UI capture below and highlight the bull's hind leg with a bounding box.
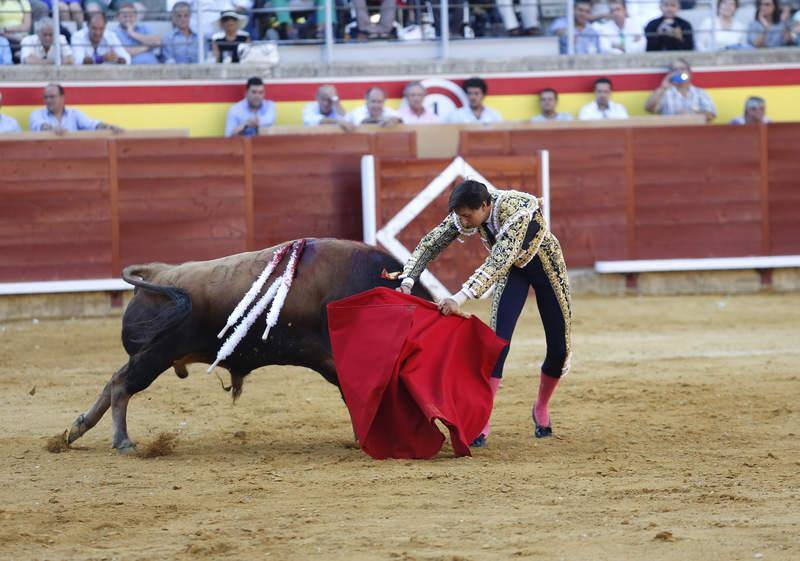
[111,350,174,453]
[66,364,128,445]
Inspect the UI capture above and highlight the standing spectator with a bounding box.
[445,77,503,124]
[696,0,747,51]
[0,0,32,53]
[645,0,694,51]
[594,0,646,54]
[302,84,354,131]
[579,77,629,120]
[352,0,396,39]
[549,0,601,54]
[0,92,22,133]
[346,87,403,126]
[21,17,74,65]
[645,58,717,122]
[29,83,123,134]
[211,10,249,63]
[730,96,770,124]
[497,0,540,36]
[72,12,131,64]
[398,81,441,124]
[0,35,11,65]
[225,77,276,137]
[115,2,161,65]
[747,0,791,48]
[161,2,199,64]
[531,88,573,121]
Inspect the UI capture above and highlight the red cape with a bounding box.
[327,287,507,459]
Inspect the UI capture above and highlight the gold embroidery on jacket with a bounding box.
[537,234,572,374]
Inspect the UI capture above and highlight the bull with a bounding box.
[65,238,431,453]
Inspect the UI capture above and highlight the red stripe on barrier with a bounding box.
[2,67,799,106]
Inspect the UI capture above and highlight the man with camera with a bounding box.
[645,58,716,122]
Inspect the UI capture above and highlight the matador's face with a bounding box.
[455,201,491,229]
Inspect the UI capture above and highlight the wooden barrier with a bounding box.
[1,123,799,285]
[458,123,800,268]
[0,131,415,282]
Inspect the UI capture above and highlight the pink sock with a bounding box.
[479,377,502,437]
[533,372,559,427]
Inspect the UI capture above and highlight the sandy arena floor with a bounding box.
[0,292,798,560]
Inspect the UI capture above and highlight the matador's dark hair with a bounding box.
[448,180,491,212]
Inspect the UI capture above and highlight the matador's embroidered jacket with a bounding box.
[401,188,555,300]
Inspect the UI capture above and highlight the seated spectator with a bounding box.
[346,87,402,126]
[793,10,800,46]
[115,2,161,64]
[747,0,791,48]
[594,0,646,54]
[579,77,629,120]
[72,12,131,64]
[496,0,540,36]
[549,0,601,54]
[730,96,770,124]
[255,0,334,40]
[445,77,503,124]
[169,0,252,42]
[49,0,84,29]
[29,83,123,134]
[21,17,74,65]
[84,0,118,15]
[161,2,198,64]
[225,77,276,137]
[352,0,396,39]
[645,0,694,51]
[531,88,573,121]
[398,82,440,124]
[0,91,22,133]
[0,36,11,65]
[645,58,716,122]
[0,0,32,52]
[211,10,249,63]
[696,0,747,51]
[302,84,355,131]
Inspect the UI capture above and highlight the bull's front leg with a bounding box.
[65,363,127,446]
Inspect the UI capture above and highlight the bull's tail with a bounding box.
[122,265,193,351]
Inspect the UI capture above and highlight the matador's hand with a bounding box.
[438,298,469,318]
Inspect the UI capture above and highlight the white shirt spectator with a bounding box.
[301,101,341,126]
[0,113,21,133]
[445,106,503,124]
[579,100,629,120]
[695,16,747,51]
[594,17,646,54]
[71,28,132,64]
[531,112,573,122]
[397,105,441,124]
[20,33,73,64]
[624,0,661,28]
[346,104,401,125]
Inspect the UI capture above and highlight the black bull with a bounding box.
[65,238,432,453]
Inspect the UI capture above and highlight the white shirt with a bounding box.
[593,17,646,54]
[444,105,503,124]
[624,0,661,29]
[20,33,73,64]
[695,16,747,51]
[346,104,401,125]
[579,100,629,120]
[71,28,132,65]
[0,113,21,133]
[301,101,342,126]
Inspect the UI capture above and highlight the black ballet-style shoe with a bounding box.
[470,434,488,448]
[532,407,553,439]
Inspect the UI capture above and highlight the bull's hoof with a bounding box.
[113,439,137,455]
[66,414,87,445]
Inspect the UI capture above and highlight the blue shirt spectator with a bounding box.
[0,92,22,133]
[0,36,12,65]
[549,1,601,54]
[29,107,101,132]
[225,78,276,137]
[114,2,161,65]
[161,2,198,64]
